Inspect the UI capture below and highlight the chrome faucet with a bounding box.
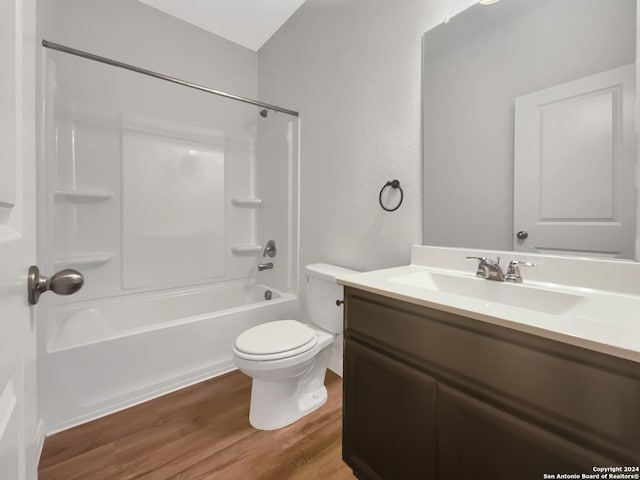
[466,256,535,283]
[466,256,506,282]
[505,260,535,283]
[263,240,277,258]
[258,262,273,271]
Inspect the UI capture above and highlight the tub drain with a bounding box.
[264,290,273,301]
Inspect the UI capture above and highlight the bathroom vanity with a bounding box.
[338,246,640,480]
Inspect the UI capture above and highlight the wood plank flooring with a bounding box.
[39,370,355,480]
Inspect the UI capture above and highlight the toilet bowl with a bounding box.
[232,263,356,430]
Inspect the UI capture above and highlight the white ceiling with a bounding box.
[137,0,307,51]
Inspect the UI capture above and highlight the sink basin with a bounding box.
[389,271,585,315]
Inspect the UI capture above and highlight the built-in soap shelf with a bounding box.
[231,198,262,208]
[53,252,114,268]
[54,188,115,203]
[230,245,261,256]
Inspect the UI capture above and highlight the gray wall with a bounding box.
[258,0,472,273]
[422,0,636,251]
[38,0,257,98]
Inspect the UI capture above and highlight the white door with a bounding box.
[513,64,636,258]
[0,0,37,479]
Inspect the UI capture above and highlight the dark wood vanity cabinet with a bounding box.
[436,385,611,479]
[344,339,437,480]
[342,287,640,480]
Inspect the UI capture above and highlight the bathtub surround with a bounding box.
[39,0,261,299]
[37,0,299,436]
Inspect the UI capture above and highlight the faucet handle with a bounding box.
[466,256,500,265]
[465,256,488,262]
[263,240,277,258]
[466,256,489,278]
[505,260,535,283]
[508,260,535,269]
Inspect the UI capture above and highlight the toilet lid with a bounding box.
[234,320,317,356]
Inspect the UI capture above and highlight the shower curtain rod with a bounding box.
[41,39,300,117]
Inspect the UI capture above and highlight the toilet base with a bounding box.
[245,343,333,430]
[233,326,335,430]
[249,380,328,430]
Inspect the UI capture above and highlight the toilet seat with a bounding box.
[234,320,319,361]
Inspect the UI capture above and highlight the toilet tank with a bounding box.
[305,263,358,334]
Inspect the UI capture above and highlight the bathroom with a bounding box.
[1,0,639,478]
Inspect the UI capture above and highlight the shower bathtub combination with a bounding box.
[38,42,300,433]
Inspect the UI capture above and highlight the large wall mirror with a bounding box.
[422,0,638,259]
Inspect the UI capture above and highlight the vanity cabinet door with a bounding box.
[343,339,436,480]
[437,384,613,480]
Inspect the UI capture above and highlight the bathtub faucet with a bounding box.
[263,240,277,258]
[258,262,274,272]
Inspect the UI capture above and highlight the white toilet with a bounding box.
[232,263,356,430]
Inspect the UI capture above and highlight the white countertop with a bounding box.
[336,246,640,363]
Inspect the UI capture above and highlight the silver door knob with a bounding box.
[516,231,529,240]
[28,265,84,305]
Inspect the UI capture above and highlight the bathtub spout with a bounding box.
[258,263,274,272]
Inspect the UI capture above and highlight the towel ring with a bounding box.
[379,179,403,212]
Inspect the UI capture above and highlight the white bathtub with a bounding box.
[40,281,298,433]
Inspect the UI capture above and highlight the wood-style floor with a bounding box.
[39,370,355,480]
